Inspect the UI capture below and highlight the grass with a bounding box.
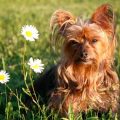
[0,0,120,119]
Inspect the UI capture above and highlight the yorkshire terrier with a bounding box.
[26,4,120,119]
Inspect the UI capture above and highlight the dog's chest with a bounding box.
[64,80,117,113]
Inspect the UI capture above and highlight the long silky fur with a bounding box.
[48,5,120,117]
[23,5,120,119]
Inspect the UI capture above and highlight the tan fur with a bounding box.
[49,4,119,117]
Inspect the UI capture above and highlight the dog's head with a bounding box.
[50,4,116,66]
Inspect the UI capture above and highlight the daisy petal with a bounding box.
[21,25,39,41]
[28,57,44,73]
[0,70,10,84]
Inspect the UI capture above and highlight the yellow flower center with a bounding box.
[32,65,39,69]
[26,31,32,37]
[0,74,5,81]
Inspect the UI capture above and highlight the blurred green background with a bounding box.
[0,0,120,119]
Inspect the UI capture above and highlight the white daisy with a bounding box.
[21,25,39,41]
[0,70,10,84]
[28,57,44,73]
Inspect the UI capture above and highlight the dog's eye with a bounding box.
[69,40,78,45]
[69,40,79,48]
[92,39,98,43]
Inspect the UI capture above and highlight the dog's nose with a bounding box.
[80,51,88,59]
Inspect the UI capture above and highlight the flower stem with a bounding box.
[2,57,6,71]
[5,84,8,120]
[22,40,27,77]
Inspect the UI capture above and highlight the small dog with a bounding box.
[27,4,120,118]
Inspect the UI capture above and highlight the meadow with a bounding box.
[0,0,120,119]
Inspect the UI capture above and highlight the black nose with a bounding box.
[80,51,88,59]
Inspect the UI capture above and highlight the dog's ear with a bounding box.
[91,4,115,36]
[50,9,75,34]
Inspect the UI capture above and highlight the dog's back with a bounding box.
[24,65,57,106]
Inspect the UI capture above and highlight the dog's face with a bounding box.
[50,4,116,65]
[64,23,109,65]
